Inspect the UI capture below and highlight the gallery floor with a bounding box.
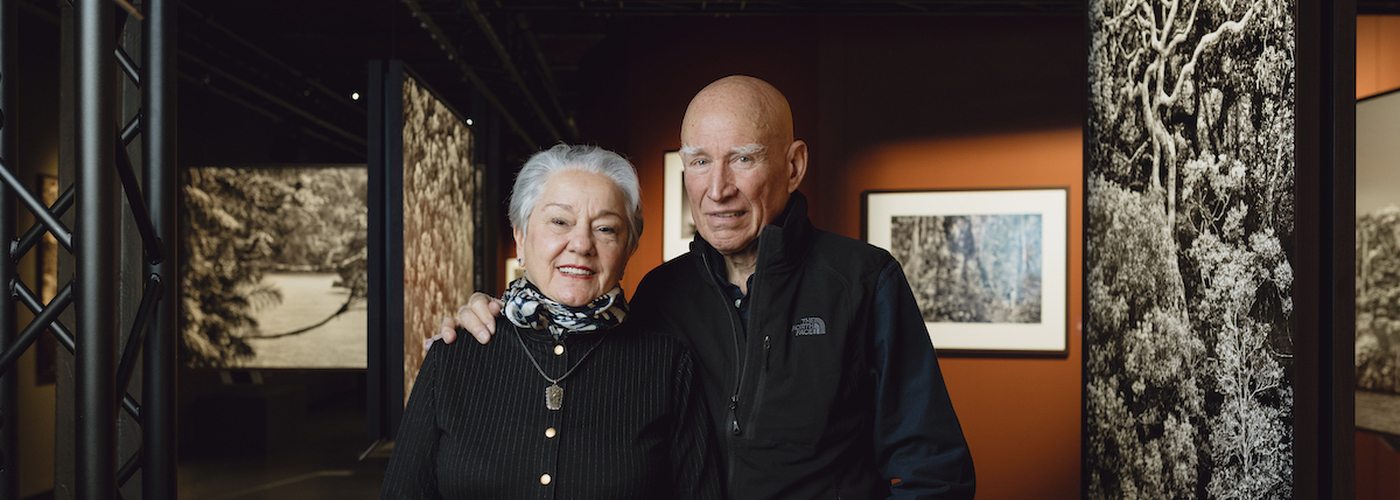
[177,392,389,499]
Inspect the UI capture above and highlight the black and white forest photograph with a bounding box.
[180,166,369,369]
[890,214,1043,324]
[1084,0,1297,498]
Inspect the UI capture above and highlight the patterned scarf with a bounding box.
[503,278,628,339]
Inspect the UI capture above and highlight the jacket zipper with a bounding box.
[701,251,748,481]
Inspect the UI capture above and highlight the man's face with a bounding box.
[679,111,795,257]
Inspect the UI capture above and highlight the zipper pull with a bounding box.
[728,394,741,435]
[763,335,771,368]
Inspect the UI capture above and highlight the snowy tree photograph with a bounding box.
[1084,0,1296,498]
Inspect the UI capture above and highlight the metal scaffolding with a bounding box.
[0,0,177,497]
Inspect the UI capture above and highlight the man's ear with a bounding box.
[785,140,809,194]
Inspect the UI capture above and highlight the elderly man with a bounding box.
[443,75,975,499]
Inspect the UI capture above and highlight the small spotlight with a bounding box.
[351,92,361,101]
[466,118,474,126]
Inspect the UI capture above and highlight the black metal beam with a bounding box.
[401,0,539,151]
[120,111,139,145]
[142,0,177,494]
[0,0,18,494]
[0,157,72,252]
[11,183,71,262]
[0,282,72,375]
[464,0,563,143]
[178,50,366,147]
[115,45,139,87]
[77,0,118,497]
[114,135,163,264]
[113,274,159,408]
[14,279,75,355]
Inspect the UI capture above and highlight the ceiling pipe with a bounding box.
[516,13,577,139]
[179,51,367,147]
[402,0,539,151]
[463,0,569,143]
[179,2,365,117]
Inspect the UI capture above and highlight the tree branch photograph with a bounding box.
[865,188,1067,355]
[1084,0,1296,498]
[179,166,369,369]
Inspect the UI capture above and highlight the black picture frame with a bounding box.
[861,187,1070,358]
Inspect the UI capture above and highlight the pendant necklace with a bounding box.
[512,326,609,411]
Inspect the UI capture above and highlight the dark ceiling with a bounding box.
[16,0,1382,165]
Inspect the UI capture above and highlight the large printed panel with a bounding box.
[1083,1,1297,498]
[180,165,369,369]
[398,73,477,406]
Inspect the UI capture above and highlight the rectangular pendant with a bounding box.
[545,384,563,411]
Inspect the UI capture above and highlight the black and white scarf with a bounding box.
[503,278,628,339]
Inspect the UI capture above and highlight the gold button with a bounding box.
[545,427,557,438]
[540,474,552,485]
[554,344,565,355]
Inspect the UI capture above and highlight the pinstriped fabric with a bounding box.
[380,318,725,500]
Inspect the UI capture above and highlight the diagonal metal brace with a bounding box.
[114,274,160,407]
[115,45,140,88]
[14,279,76,354]
[12,183,74,263]
[117,446,142,486]
[121,112,141,146]
[0,157,72,252]
[115,136,164,265]
[0,280,73,375]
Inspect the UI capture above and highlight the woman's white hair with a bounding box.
[509,144,644,252]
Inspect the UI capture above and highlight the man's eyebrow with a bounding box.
[679,145,704,156]
[732,143,765,156]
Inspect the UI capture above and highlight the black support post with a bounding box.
[0,0,18,497]
[76,0,117,498]
[141,0,177,496]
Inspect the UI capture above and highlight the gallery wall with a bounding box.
[572,14,1084,500]
[1355,15,1400,500]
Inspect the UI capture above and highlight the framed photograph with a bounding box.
[662,151,696,261]
[863,188,1067,356]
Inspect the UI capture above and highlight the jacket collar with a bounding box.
[691,191,815,285]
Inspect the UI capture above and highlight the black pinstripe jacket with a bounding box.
[380,318,725,500]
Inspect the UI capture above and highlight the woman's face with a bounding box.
[515,169,632,307]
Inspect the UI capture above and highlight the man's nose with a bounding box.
[704,165,736,201]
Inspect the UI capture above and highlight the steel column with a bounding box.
[76,0,118,499]
[0,0,18,496]
[141,0,177,496]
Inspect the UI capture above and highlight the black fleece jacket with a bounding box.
[631,192,975,500]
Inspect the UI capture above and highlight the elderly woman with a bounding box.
[380,145,723,499]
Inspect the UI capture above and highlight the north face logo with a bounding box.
[791,317,827,336]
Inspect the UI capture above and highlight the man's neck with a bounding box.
[722,249,758,294]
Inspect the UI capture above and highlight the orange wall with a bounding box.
[1358,16,1400,98]
[834,131,1083,500]
[1357,15,1400,500]
[571,15,1086,500]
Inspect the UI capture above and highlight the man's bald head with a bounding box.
[682,75,794,150]
[677,76,808,265]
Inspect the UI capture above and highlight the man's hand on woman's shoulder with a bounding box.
[436,292,504,345]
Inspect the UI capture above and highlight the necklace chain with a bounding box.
[511,326,608,385]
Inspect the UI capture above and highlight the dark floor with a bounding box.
[177,391,390,500]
